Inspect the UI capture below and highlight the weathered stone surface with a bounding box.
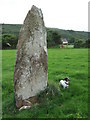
[14,5,48,108]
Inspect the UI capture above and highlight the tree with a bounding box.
[84,39,90,48]
[52,32,61,45]
[47,30,61,48]
[74,40,83,48]
[88,38,90,48]
[69,37,75,44]
[2,34,18,49]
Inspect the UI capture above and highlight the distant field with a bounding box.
[2,48,88,118]
[67,45,74,48]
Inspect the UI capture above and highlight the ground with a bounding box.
[2,48,88,118]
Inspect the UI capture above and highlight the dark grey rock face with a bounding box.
[14,5,48,108]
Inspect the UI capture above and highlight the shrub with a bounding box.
[2,34,18,49]
[47,29,61,48]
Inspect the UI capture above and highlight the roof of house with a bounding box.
[61,38,68,44]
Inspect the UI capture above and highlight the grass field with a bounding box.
[2,48,88,118]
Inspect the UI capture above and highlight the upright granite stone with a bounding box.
[14,5,48,108]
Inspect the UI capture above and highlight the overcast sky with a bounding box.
[0,0,89,31]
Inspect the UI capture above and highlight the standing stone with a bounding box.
[14,5,48,108]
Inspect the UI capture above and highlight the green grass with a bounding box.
[2,48,88,118]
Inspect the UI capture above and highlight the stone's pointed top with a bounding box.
[23,5,43,25]
[31,5,43,18]
[31,5,40,11]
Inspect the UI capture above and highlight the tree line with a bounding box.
[1,29,89,49]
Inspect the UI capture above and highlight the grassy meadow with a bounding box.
[2,48,88,118]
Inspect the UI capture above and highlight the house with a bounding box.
[60,38,68,48]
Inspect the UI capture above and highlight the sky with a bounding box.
[0,0,89,31]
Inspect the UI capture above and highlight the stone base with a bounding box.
[16,96,38,108]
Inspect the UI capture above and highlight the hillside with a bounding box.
[2,24,88,41]
[2,24,21,36]
[0,24,89,49]
[47,28,88,42]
